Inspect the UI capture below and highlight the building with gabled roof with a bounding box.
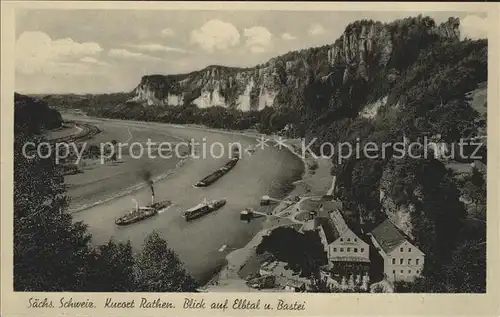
[369,219,425,282]
[301,198,370,273]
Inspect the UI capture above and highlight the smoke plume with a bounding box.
[139,168,155,202]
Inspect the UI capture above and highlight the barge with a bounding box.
[194,157,239,187]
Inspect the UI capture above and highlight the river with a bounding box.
[63,115,304,283]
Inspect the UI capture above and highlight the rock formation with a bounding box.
[130,16,461,111]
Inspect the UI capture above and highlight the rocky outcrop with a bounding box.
[328,21,392,84]
[130,60,315,111]
[131,16,462,111]
[327,16,460,85]
[328,22,393,69]
[379,188,415,239]
[359,96,388,119]
[436,17,460,39]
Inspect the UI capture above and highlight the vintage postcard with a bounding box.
[1,1,499,316]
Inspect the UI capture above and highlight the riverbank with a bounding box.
[64,114,305,282]
[62,117,186,212]
[201,141,334,292]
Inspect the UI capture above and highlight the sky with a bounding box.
[15,10,488,94]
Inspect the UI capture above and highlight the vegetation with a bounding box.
[14,131,91,291]
[14,94,197,292]
[24,15,488,293]
[256,227,327,278]
[458,166,487,220]
[313,17,487,293]
[15,92,63,133]
[395,239,486,293]
[134,232,198,292]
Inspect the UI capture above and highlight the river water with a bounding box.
[65,115,304,283]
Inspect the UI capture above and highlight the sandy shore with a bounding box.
[201,140,334,292]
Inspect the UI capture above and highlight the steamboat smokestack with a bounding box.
[139,168,155,206]
[132,198,139,212]
[150,183,155,205]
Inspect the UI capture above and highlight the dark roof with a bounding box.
[315,217,340,244]
[370,219,407,254]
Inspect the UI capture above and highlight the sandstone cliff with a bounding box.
[131,51,328,111]
[130,16,460,112]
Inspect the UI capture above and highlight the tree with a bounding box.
[135,231,198,292]
[395,240,486,293]
[410,158,467,274]
[256,227,327,278]
[14,94,198,293]
[85,239,136,291]
[445,240,486,293]
[14,131,92,291]
[461,167,486,219]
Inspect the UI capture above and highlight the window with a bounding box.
[416,270,420,274]
[340,238,343,242]
[400,258,403,265]
[408,270,411,274]
[361,248,364,252]
[408,248,411,252]
[393,270,396,274]
[355,238,357,242]
[400,270,403,273]
[408,259,411,265]
[340,248,344,252]
[354,248,358,253]
[400,247,403,252]
[392,258,396,265]
[347,248,351,252]
[347,238,351,242]
[416,259,419,265]
[333,248,337,252]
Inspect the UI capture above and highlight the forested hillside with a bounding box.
[38,15,488,292]
[42,15,485,139]
[309,17,487,293]
[15,92,63,134]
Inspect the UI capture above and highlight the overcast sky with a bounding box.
[15,10,488,94]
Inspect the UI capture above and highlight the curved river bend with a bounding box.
[64,115,304,283]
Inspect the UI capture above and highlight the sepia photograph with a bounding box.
[1,1,499,316]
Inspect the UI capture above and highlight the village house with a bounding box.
[369,219,425,282]
[301,199,370,285]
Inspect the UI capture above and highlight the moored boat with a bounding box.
[182,199,226,221]
[240,208,254,221]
